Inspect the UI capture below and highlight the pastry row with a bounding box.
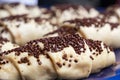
[0,16,120,48]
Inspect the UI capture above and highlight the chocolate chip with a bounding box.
[74,59,78,63]
[56,62,62,68]
[90,56,94,60]
[68,64,71,67]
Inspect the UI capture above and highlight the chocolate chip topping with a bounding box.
[0,37,9,44]
[30,34,86,55]
[4,34,112,57]
[1,34,86,66]
[34,17,49,23]
[86,39,103,54]
[63,62,65,65]
[8,3,20,7]
[86,38,113,55]
[52,4,79,11]
[0,15,29,22]
[68,64,71,67]
[0,15,52,25]
[0,28,9,34]
[56,62,62,68]
[64,18,119,30]
[0,57,9,65]
[74,59,78,63]
[34,17,44,22]
[90,56,94,60]
[1,34,113,66]
[18,57,30,65]
[103,43,113,53]
[109,23,119,30]
[26,5,37,9]
[2,41,43,65]
[44,26,79,37]
[62,54,67,61]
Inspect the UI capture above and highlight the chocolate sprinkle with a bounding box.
[30,34,86,55]
[90,56,94,60]
[8,3,20,7]
[18,57,30,65]
[44,26,79,37]
[1,15,29,22]
[0,37,9,44]
[86,39,103,54]
[52,4,79,11]
[62,54,68,61]
[20,57,29,64]
[56,62,62,68]
[0,57,9,65]
[63,62,65,66]
[68,64,71,67]
[64,18,119,30]
[74,59,78,63]
[1,34,113,66]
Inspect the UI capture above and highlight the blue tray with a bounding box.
[85,48,120,80]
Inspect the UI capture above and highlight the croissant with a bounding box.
[0,16,57,45]
[0,3,49,18]
[50,4,99,24]
[0,34,115,80]
[60,18,120,48]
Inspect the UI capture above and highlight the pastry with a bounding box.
[0,3,51,19]
[51,4,99,23]
[0,34,115,79]
[0,16,57,45]
[63,18,120,48]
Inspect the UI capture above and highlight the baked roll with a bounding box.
[46,24,117,73]
[63,18,120,48]
[0,16,57,45]
[0,34,115,79]
[38,34,93,79]
[51,4,99,24]
[45,33,116,74]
